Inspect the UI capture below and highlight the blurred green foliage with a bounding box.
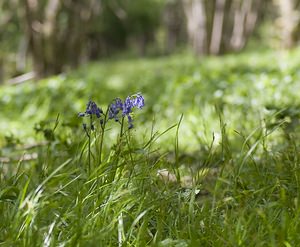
[0,1,21,54]
[87,0,164,57]
[0,0,23,79]
[1,48,300,152]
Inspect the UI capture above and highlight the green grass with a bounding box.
[1,48,300,246]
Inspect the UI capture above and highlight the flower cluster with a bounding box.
[108,98,123,122]
[78,100,103,118]
[78,93,144,130]
[78,100,104,131]
[109,93,145,129]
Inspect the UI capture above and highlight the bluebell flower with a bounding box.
[79,100,103,118]
[107,93,144,129]
[87,101,103,118]
[115,98,123,109]
[122,93,145,129]
[132,93,145,109]
[122,96,133,116]
[109,98,123,121]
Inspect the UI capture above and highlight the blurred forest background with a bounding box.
[1,0,300,82]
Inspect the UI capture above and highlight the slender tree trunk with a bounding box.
[24,0,44,78]
[183,0,208,55]
[16,36,29,72]
[274,0,299,49]
[43,0,61,75]
[230,0,253,51]
[245,0,259,35]
[210,0,226,54]
[0,59,3,84]
[163,1,184,53]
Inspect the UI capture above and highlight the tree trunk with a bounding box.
[274,0,299,49]
[183,0,208,55]
[210,0,226,54]
[24,0,44,78]
[230,0,251,51]
[0,59,3,84]
[163,1,184,53]
[245,0,259,36]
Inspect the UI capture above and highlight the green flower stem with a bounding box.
[99,108,109,164]
[109,117,125,182]
[120,116,125,139]
[125,132,135,186]
[88,115,92,175]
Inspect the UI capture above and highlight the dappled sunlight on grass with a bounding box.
[1,49,300,245]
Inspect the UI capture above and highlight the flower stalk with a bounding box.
[78,93,145,177]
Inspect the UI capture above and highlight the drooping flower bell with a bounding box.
[78,100,103,118]
[108,93,145,129]
[122,93,145,129]
[109,98,123,122]
[132,93,145,109]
